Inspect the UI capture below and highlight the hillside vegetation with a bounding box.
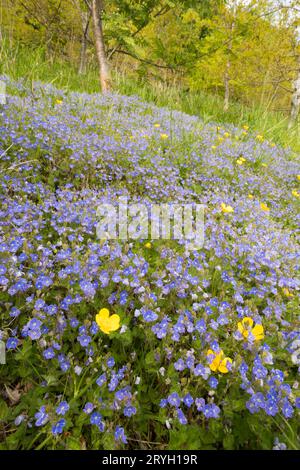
[0,76,299,449]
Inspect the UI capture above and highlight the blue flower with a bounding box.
[265,399,279,416]
[28,328,42,340]
[142,309,158,322]
[6,337,18,350]
[77,334,91,347]
[159,399,168,408]
[90,412,103,425]
[177,408,187,424]
[203,403,220,419]
[195,398,205,411]
[43,347,55,359]
[281,399,294,418]
[174,358,186,371]
[107,357,115,368]
[83,402,95,414]
[115,426,127,444]
[183,393,194,408]
[52,419,66,435]
[123,405,137,417]
[167,392,181,408]
[56,401,69,416]
[96,373,107,387]
[208,377,218,389]
[195,318,206,334]
[28,318,42,330]
[35,406,49,427]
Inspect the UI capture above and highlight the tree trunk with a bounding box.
[224,60,230,112]
[79,12,91,75]
[289,56,300,128]
[92,0,111,92]
[223,4,236,113]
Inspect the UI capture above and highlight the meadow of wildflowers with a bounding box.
[0,76,299,450]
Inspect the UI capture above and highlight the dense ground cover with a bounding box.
[0,76,299,450]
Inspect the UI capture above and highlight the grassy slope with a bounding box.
[1,43,299,153]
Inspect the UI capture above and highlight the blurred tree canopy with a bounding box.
[1,0,299,118]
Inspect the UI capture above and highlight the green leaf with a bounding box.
[0,399,9,420]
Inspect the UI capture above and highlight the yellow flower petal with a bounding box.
[260,203,270,212]
[218,357,232,373]
[96,309,120,334]
[207,350,219,371]
[252,324,264,341]
[242,317,254,328]
[108,314,120,332]
[98,308,110,319]
[221,203,234,213]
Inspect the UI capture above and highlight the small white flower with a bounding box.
[74,366,82,375]
[120,325,128,334]
[135,376,141,385]
[159,367,165,376]
[15,415,25,426]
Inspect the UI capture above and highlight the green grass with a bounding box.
[1,42,299,152]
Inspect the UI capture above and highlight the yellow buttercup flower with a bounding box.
[248,194,254,200]
[207,349,232,374]
[260,202,270,212]
[154,123,160,128]
[292,190,300,198]
[243,125,249,131]
[221,202,234,213]
[237,317,264,341]
[56,99,63,105]
[283,288,293,298]
[236,157,246,165]
[144,242,152,249]
[256,134,264,142]
[218,136,223,143]
[96,308,120,335]
[160,133,168,139]
[297,175,300,181]
[211,145,217,150]
[224,132,230,138]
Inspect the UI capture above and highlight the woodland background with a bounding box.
[1,1,299,147]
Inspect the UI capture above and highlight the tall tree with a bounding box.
[72,0,91,74]
[85,0,111,92]
[290,55,300,126]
